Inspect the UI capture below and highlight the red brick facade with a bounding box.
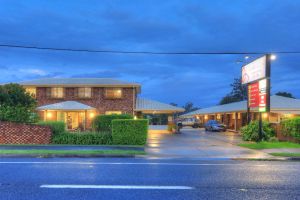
[36,87,135,114]
[0,122,52,144]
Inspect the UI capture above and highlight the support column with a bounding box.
[84,110,87,130]
[234,112,238,132]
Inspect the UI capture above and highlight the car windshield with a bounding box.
[209,120,218,124]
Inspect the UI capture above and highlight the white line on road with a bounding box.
[0,161,270,166]
[40,184,194,190]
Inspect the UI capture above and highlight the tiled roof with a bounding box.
[181,95,300,117]
[17,78,140,87]
[37,101,96,111]
[136,98,185,113]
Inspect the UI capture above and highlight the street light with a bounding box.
[270,54,277,60]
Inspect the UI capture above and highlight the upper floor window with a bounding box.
[25,87,36,98]
[51,87,64,98]
[78,87,92,98]
[105,88,123,99]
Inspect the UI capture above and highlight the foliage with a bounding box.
[0,84,37,123]
[52,131,112,145]
[241,121,275,142]
[37,121,66,135]
[112,119,148,145]
[92,114,133,132]
[281,117,300,140]
[275,92,295,99]
[239,141,300,149]
[167,123,176,132]
[182,102,199,114]
[219,77,247,105]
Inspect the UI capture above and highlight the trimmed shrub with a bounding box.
[37,121,66,135]
[112,119,148,145]
[241,121,275,142]
[281,117,300,140]
[92,114,133,132]
[52,131,112,145]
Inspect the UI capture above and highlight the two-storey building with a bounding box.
[18,78,184,130]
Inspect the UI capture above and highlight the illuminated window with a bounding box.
[78,87,92,98]
[105,111,122,115]
[105,88,123,99]
[25,87,36,98]
[51,87,64,98]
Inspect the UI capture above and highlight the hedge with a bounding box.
[281,117,300,140]
[241,121,275,142]
[92,114,133,132]
[112,119,148,145]
[37,121,66,135]
[52,131,112,145]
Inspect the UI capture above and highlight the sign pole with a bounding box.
[259,112,263,140]
[247,84,251,124]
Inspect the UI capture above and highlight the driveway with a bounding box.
[146,128,273,159]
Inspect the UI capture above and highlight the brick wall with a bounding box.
[36,87,135,114]
[0,121,52,144]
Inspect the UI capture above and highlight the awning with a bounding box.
[37,101,96,111]
[135,98,184,114]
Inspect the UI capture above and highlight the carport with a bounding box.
[135,98,184,132]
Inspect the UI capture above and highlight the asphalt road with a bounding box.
[0,158,300,200]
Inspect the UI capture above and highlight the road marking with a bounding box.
[0,161,270,166]
[40,184,194,190]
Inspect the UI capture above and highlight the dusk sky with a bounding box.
[0,0,300,107]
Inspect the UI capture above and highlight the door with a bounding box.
[66,112,79,130]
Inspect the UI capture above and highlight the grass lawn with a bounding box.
[0,149,146,156]
[270,153,300,157]
[239,141,300,150]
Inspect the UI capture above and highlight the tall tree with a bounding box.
[182,102,199,114]
[219,77,247,105]
[275,91,295,98]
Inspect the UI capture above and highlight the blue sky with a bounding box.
[0,0,300,107]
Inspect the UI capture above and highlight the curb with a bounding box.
[0,154,138,158]
[231,157,293,161]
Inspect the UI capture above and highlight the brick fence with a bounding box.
[0,121,52,144]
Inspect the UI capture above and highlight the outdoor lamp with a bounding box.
[89,112,95,119]
[270,54,276,60]
[46,112,52,119]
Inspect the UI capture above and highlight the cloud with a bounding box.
[0,0,299,106]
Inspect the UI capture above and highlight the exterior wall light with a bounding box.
[46,112,52,119]
[204,115,208,120]
[134,116,137,120]
[89,112,95,119]
[263,113,268,119]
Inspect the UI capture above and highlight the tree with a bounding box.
[182,102,199,114]
[169,102,178,107]
[219,77,247,105]
[275,92,295,99]
[0,84,37,123]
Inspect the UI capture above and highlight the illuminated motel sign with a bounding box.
[242,55,271,112]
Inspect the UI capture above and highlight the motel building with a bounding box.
[181,95,300,132]
[17,78,184,131]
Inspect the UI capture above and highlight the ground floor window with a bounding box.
[105,111,122,115]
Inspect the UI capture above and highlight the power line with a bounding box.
[0,44,300,55]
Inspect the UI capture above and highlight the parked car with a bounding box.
[177,118,201,128]
[204,120,226,132]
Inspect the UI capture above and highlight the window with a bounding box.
[25,87,36,98]
[51,87,64,98]
[78,87,92,98]
[105,111,122,115]
[105,88,123,99]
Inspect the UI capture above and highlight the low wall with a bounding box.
[0,121,52,144]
